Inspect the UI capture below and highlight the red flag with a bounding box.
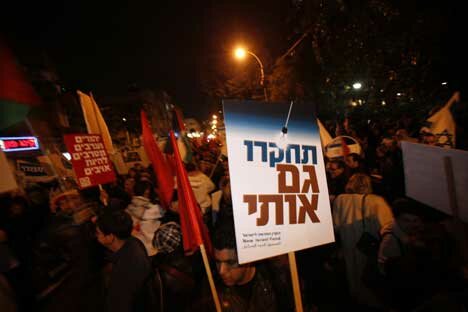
[169,130,212,255]
[0,39,41,128]
[174,107,186,132]
[341,137,350,157]
[141,110,174,208]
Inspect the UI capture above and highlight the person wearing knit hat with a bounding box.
[153,221,181,254]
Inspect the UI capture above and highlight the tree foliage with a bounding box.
[270,0,452,124]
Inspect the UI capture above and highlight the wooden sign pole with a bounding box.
[200,244,222,312]
[288,252,304,312]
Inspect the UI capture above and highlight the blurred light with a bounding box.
[212,114,218,119]
[234,47,247,59]
[62,152,71,161]
[358,99,363,105]
[351,101,358,107]
[207,134,216,140]
[212,120,218,125]
[396,93,402,97]
[380,89,384,92]
[441,82,448,86]
[381,100,386,106]
[122,117,127,122]
[352,82,362,90]
[211,125,216,129]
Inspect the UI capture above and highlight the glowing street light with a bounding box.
[352,82,362,90]
[233,46,268,101]
[234,48,247,59]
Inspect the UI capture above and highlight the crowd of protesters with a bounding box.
[1,116,467,312]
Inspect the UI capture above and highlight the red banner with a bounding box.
[64,134,116,189]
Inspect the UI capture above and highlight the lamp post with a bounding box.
[234,47,268,101]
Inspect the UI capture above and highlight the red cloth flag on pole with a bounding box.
[169,130,212,255]
[341,137,350,157]
[141,110,174,208]
[174,107,186,132]
[0,39,41,129]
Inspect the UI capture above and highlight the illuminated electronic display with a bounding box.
[0,137,40,152]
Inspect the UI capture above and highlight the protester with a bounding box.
[95,211,154,312]
[0,196,35,311]
[377,198,467,310]
[375,135,405,201]
[126,180,165,256]
[193,221,293,312]
[332,173,394,308]
[344,152,368,177]
[124,177,136,197]
[35,186,103,312]
[152,221,194,312]
[326,159,347,202]
[185,162,215,216]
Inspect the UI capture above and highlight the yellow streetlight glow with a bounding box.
[234,47,247,59]
[212,114,217,119]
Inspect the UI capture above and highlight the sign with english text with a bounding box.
[223,100,335,264]
[64,134,116,189]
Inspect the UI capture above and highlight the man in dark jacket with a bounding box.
[96,211,152,312]
[194,222,293,312]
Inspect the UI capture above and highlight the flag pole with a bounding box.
[200,244,222,312]
[209,152,223,179]
[88,92,108,206]
[288,252,304,312]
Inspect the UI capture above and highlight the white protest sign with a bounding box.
[223,100,335,264]
[0,150,18,193]
[401,141,468,223]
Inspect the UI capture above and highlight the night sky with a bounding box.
[2,1,466,120]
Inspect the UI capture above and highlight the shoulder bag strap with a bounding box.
[360,194,368,232]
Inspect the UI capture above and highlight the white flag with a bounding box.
[426,92,460,148]
[317,118,333,147]
[77,90,114,154]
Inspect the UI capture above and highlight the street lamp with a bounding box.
[234,47,268,101]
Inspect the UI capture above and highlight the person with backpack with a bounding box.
[96,211,158,312]
[332,173,394,308]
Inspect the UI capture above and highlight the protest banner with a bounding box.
[223,100,335,264]
[64,134,116,189]
[224,100,335,311]
[401,141,468,223]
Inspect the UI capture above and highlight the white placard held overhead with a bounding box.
[401,141,468,223]
[223,100,335,264]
